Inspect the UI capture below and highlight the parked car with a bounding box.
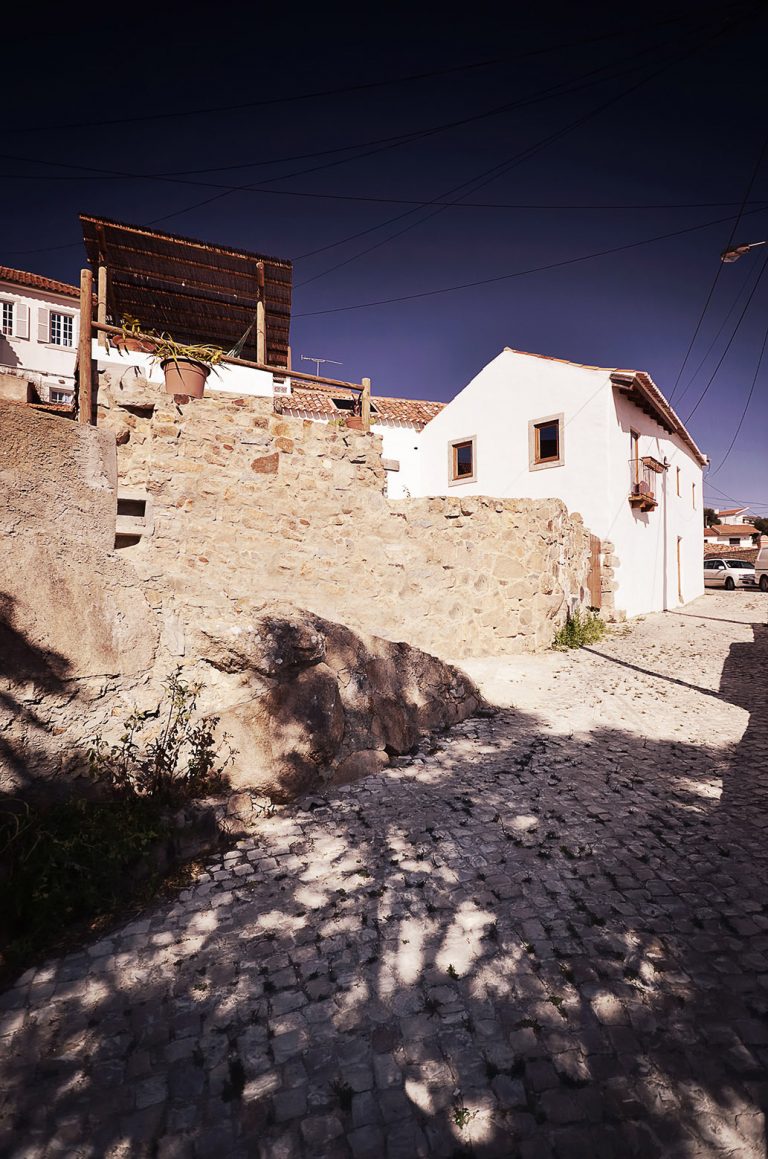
[703,558,757,589]
[755,539,768,592]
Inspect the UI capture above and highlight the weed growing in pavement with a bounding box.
[451,1101,476,1130]
[552,608,606,650]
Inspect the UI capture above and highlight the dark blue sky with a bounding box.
[3,1,767,513]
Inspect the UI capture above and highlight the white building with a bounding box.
[704,522,757,549]
[0,267,80,404]
[712,505,751,524]
[398,348,707,619]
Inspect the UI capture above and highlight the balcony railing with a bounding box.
[629,458,658,511]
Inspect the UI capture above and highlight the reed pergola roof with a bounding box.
[80,215,292,367]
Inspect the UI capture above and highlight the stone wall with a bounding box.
[0,400,160,794]
[99,382,592,658]
[0,400,116,547]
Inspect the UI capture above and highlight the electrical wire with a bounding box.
[0,20,702,190]
[2,7,738,138]
[672,255,761,408]
[668,126,768,402]
[294,13,743,288]
[684,253,768,422]
[708,310,768,476]
[292,206,768,316]
[0,18,712,259]
[703,481,768,509]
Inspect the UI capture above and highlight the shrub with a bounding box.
[0,794,169,972]
[0,671,233,978]
[552,608,606,650]
[88,668,231,804]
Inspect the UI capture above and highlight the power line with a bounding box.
[1,8,733,138]
[709,308,768,476]
[295,13,739,288]
[684,253,768,422]
[0,20,709,261]
[703,480,768,509]
[668,125,768,402]
[672,255,761,408]
[0,23,696,191]
[292,206,768,316]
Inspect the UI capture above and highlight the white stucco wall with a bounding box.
[0,281,79,385]
[94,342,280,397]
[375,424,422,499]
[406,349,704,618]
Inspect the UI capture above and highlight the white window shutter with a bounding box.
[14,303,29,340]
[37,307,50,342]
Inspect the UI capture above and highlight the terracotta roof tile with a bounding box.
[0,266,80,299]
[278,386,443,429]
[704,523,757,537]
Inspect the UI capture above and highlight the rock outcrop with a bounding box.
[199,604,484,801]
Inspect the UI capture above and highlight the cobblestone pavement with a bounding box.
[2,591,768,1158]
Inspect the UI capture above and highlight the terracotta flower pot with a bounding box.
[344,415,364,430]
[111,335,156,354]
[160,358,210,399]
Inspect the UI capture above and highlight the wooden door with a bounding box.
[677,537,683,603]
[588,534,602,609]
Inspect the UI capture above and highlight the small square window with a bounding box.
[529,413,564,470]
[448,437,476,484]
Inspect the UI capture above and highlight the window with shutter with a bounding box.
[1,300,12,335]
[37,308,50,343]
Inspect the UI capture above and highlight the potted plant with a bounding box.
[108,315,156,354]
[151,335,225,399]
[110,319,225,398]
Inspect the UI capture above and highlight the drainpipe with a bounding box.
[662,457,670,611]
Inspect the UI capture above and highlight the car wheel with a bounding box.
[760,575,768,592]
[724,576,735,591]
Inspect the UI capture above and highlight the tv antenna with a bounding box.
[301,355,342,377]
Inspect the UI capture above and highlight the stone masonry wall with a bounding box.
[99,383,592,658]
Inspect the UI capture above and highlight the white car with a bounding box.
[755,540,768,592]
[703,558,756,590]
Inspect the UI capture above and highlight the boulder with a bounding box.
[202,603,483,801]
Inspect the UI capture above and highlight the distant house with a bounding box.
[704,522,757,548]
[396,348,707,619]
[0,266,79,405]
[712,505,752,525]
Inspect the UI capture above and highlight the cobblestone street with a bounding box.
[2,591,767,1158]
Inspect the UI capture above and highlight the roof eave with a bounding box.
[611,370,708,468]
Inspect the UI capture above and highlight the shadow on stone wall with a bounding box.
[0,593,73,791]
[2,612,768,1156]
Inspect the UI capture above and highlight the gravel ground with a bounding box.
[1,589,767,1158]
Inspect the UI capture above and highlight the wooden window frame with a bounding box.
[0,299,13,335]
[529,413,564,471]
[448,436,477,485]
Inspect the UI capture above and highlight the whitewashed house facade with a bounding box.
[399,348,707,619]
[0,267,80,404]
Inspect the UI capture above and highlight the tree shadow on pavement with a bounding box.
[0,717,765,1155]
[2,613,768,1158]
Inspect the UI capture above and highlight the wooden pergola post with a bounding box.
[96,265,108,348]
[77,268,94,425]
[256,261,266,364]
[361,377,371,432]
